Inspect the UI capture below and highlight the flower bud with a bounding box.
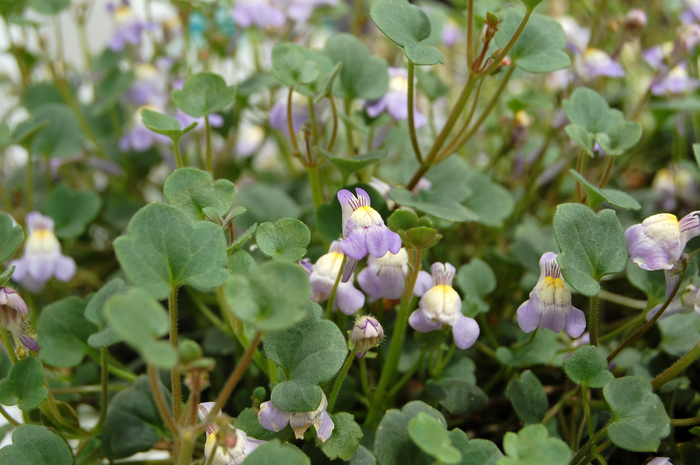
[350,316,384,358]
[178,339,203,364]
[621,9,647,34]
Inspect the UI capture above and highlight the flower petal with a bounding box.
[451,314,480,350]
[408,309,442,333]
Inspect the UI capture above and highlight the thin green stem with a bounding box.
[308,97,319,147]
[477,8,533,77]
[308,165,325,208]
[204,115,212,172]
[328,348,357,412]
[50,384,127,394]
[542,388,577,425]
[287,87,301,154]
[569,426,609,465]
[360,357,371,399]
[651,337,700,390]
[582,385,595,444]
[598,157,614,189]
[0,327,17,364]
[25,155,33,213]
[386,353,425,399]
[326,255,347,320]
[589,295,599,347]
[147,364,179,437]
[173,139,183,169]
[671,416,700,426]
[588,0,609,49]
[365,248,423,426]
[169,287,182,423]
[177,429,196,465]
[466,0,474,67]
[596,290,647,309]
[94,347,109,431]
[326,94,339,152]
[407,62,423,164]
[598,314,645,343]
[0,404,19,427]
[343,97,355,156]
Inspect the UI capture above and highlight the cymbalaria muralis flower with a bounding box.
[408,263,480,350]
[10,212,77,292]
[648,458,672,465]
[517,252,586,338]
[258,391,334,442]
[358,248,432,301]
[197,402,265,465]
[337,187,401,282]
[0,287,38,351]
[305,241,364,315]
[350,315,383,358]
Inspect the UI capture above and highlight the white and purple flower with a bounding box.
[10,212,76,292]
[350,315,384,358]
[517,252,586,338]
[107,2,150,51]
[408,263,480,350]
[304,241,365,315]
[230,0,286,29]
[0,287,38,351]
[197,402,265,465]
[441,18,463,47]
[577,48,625,80]
[366,67,425,129]
[258,391,334,442]
[357,248,432,301]
[626,212,700,271]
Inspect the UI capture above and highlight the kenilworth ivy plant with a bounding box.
[0,0,699,464]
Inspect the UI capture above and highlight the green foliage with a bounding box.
[141,109,198,141]
[456,258,496,317]
[45,183,102,238]
[317,413,363,460]
[506,370,548,425]
[37,296,97,367]
[493,10,570,74]
[375,401,447,465]
[223,260,310,331]
[114,202,229,299]
[604,376,670,452]
[563,88,642,156]
[0,425,73,465]
[553,203,628,296]
[20,103,82,158]
[370,0,444,65]
[236,184,301,226]
[163,168,236,222]
[425,378,488,417]
[256,218,310,261]
[568,170,641,211]
[564,345,614,388]
[0,212,24,263]
[323,34,389,101]
[496,330,559,367]
[450,432,504,465]
[244,440,311,465]
[498,424,571,465]
[626,262,665,308]
[0,357,48,410]
[102,375,171,460]
[84,278,129,348]
[408,413,461,464]
[463,170,515,228]
[265,302,347,411]
[272,43,334,96]
[28,0,69,14]
[172,71,236,117]
[317,148,387,182]
[659,311,700,357]
[104,288,177,368]
[389,188,478,223]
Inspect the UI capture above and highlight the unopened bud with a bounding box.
[621,9,647,35]
[485,12,500,30]
[350,316,384,358]
[178,339,203,364]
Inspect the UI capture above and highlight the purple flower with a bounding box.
[107,3,148,51]
[357,248,432,301]
[0,288,38,351]
[269,93,312,137]
[175,110,224,132]
[646,283,699,321]
[558,16,591,54]
[258,391,334,442]
[648,458,672,465]
[441,18,463,47]
[651,63,700,96]
[621,9,647,34]
[578,48,625,80]
[235,123,265,158]
[682,0,700,24]
[281,0,340,25]
[10,212,76,292]
[626,212,700,272]
[122,62,171,108]
[337,188,401,282]
[350,315,383,358]
[366,67,426,129]
[408,263,480,350]
[198,402,265,465]
[119,106,171,152]
[517,252,586,338]
[306,241,365,315]
[230,0,286,29]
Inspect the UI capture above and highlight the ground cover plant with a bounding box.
[1,0,700,464]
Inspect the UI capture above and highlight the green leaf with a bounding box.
[562,88,641,156]
[37,297,97,368]
[85,278,130,348]
[604,376,670,452]
[450,433,504,465]
[404,226,443,250]
[102,375,171,460]
[425,378,488,417]
[658,311,700,357]
[0,425,73,465]
[317,412,363,460]
[236,184,301,227]
[317,148,387,182]
[564,345,614,388]
[375,401,448,465]
[114,202,229,299]
[141,109,197,141]
[44,183,102,238]
[408,413,461,464]
[228,223,258,253]
[272,43,334,96]
[0,212,23,263]
[243,440,310,465]
[228,249,257,275]
[463,171,515,228]
[24,103,83,158]
[323,34,389,101]
[626,262,665,308]
[172,71,237,117]
[498,424,571,465]
[506,370,548,425]
[256,218,310,261]
[415,330,447,353]
[223,261,310,332]
[568,170,641,211]
[370,0,444,65]
[456,259,496,317]
[0,357,48,410]
[553,203,628,296]
[28,0,69,15]
[417,68,449,101]
[163,168,236,222]
[493,10,570,74]
[496,330,559,367]
[95,69,134,113]
[265,302,347,411]
[0,123,11,148]
[389,188,479,222]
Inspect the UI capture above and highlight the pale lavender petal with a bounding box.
[27,255,54,283]
[9,258,29,281]
[357,267,382,300]
[540,303,567,334]
[385,93,409,121]
[198,402,217,421]
[387,229,402,255]
[4,289,29,316]
[517,299,541,333]
[314,410,334,443]
[355,188,371,206]
[339,234,368,261]
[451,314,480,350]
[341,258,358,283]
[54,256,77,282]
[377,266,405,300]
[409,309,442,333]
[564,307,587,338]
[441,22,461,47]
[335,283,365,315]
[643,46,664,70]
[412,270,433,297]
[257,401,290,432]
[648,457,672,465]
[366,225,389,258]
[337,189,357,231]
[366,97,388,118]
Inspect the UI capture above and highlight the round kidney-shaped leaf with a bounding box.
[172,71,236,117]
[0,425,73,465]
[564,345,614,388]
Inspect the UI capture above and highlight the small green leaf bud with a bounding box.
[178,339,203,364]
